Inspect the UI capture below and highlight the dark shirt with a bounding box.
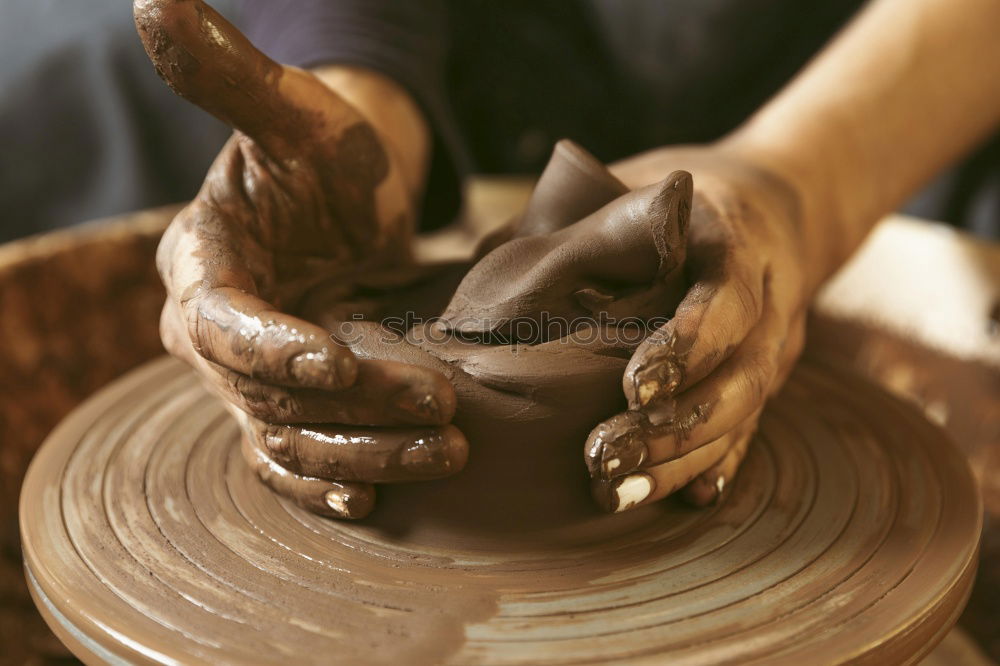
[0,0,236,241]
[240,0,866,227]
[2,1,997,240]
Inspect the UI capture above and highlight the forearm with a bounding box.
[237,0,447,208]
[724,0,1000,292]
[312,65,430,207]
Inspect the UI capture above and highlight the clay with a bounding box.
[269,138,691,527]
[7,188,997,665]
[15,129,983,663]
[30,4,967,660]
[437,139,689,334]
[19,352,982,664]
[132,0,716,520]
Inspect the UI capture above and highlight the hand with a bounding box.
[586,144,809,511]
[135,0,467,519]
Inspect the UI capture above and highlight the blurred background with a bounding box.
[0,1,997,664]
[1,0,998,243]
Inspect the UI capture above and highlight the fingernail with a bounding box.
[324,490,350,518]
[289,351,329,386]
[263,428,291,458]
[392,390,442,424]
[606,431,648,479]
[326,484,375,519]
[612,473,655,513]
[335,354,358,388]
[632,357,682,408]
[585,411,649,480]
[290,349,353,389]
[395,434,452,476]
[681,475,724,507]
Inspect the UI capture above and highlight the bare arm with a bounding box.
[312,65,430,208]
[596,0,1000,511]
[728,0,1000,292]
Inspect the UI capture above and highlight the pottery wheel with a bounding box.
[20,354,980,665]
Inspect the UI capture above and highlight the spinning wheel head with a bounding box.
[20,354,980,664]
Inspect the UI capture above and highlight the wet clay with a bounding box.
[280,140,693,534]
[133,0,702,523]
[17,139,983,666]
[20,352,981,664]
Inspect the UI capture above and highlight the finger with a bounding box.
[586,304,783,480]
[214,358,455,426]
[239,413,468,484]
[166,297,455,425]
[675,321,797,513]
[591,429,735,513]
[680,423,755,507]
[182,285,359,391]
[134,0,310,156]
[774,311,807,390]
[624,253,766,410]
[240,435,375,519]
[160,202,361,392]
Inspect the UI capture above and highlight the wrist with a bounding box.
[717,128,863,296]
[311,65,430,207]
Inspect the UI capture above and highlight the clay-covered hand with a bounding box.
[134,0,466,518]
[586,145,809,511]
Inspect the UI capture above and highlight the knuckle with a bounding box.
[242,320,269,378]
[732,277,763,327]
[241,435,277,482]
[735,428,755,455]
[269,391,302,422]
[251,454,281,486]
[183,292,209,355]
[739,351,777,404]
[246,451,272,481]
[221,367,246,396]
[260,423,295,463]
[224,369,300,422]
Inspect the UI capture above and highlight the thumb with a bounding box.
[133,0,313,155]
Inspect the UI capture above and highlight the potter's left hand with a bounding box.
[585,145,808,511]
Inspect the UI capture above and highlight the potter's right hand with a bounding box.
[135,0,467,518]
